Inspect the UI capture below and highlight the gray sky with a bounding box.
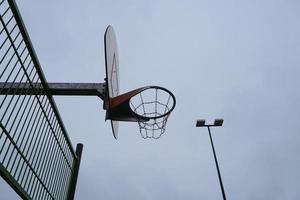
[1,0,300,199]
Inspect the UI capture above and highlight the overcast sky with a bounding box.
[1,0,300,199]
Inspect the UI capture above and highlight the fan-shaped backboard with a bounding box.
[104,25,119,139]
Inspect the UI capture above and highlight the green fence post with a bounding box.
[67,143,83,200]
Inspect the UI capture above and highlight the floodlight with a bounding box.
[196,119,206,127]
[214,119,224,126]
[195,117,226,200]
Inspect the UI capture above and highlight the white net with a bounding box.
[129,87,175,139]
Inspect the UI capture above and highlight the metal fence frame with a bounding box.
[0,0,82,199]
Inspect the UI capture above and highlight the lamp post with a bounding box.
[196,119,227,200]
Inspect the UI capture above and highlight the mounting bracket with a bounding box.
[0,82,106,100]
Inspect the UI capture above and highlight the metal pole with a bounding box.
[67,143,83,200]
[0,82,106,99]
[207,126,227,200]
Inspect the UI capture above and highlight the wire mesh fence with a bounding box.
[0,0,79,199]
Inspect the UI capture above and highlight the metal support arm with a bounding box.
[0,82,106,100]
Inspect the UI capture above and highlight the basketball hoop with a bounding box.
[104,86,176,139]
[129,86,176,139]
[103,26,176,139]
